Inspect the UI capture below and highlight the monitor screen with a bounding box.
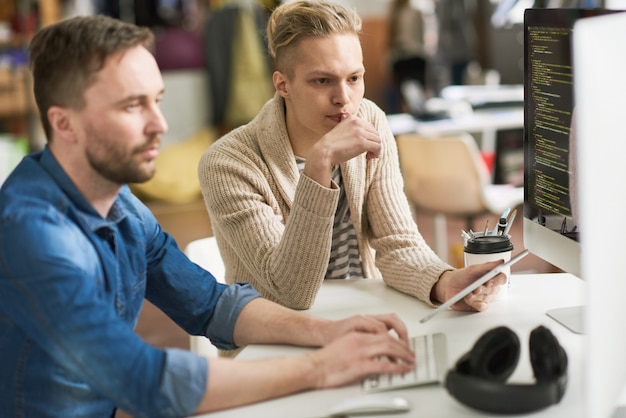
[526,8,626,417]
[523,8,617,279]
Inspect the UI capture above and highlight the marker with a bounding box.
[503,209,517,236]
[496,217,507,236]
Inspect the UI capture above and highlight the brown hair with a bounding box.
[28,15,154,141]
[266,0,361,77]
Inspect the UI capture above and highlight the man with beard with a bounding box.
[0,15,415,418]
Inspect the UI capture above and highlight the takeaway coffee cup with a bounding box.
[464,234,514,297]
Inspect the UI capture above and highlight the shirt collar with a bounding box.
[40,146,127,230]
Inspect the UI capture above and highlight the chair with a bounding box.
[395,132,523,262]
[184,236,225,358]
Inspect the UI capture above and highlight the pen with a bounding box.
[500,207,511,221]
[503,209,517,236]
[483,220,489,237]
[560,216,568,234]
[461,230,471,240]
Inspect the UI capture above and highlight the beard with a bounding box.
[86,133,160,185]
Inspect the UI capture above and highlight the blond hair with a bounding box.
[267,1,361,76]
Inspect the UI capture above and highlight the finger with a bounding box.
[492,273,508,286]
[482,281,504,294]
[449,290,492,312]
[451,299,493,312]
[362,131,381,159]
[365,335,415,366]
[376,346,415,370]
[471,285,483,296]
[350,315,390,335]
[372,314,410,344]
[464,290,498,311]
[356,359,414,381]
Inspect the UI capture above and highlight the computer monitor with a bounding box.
[526,8,626,418]
[523,8,617,334]
[574,11,626,418]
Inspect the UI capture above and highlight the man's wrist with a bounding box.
[309,317,333,346]
[303,151,333,188]
[306,352,325,389]
[431,270,453,303]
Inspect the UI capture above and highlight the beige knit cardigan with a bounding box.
[198,94,452,310]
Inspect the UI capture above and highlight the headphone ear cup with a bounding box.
[458,326,520,382]
[529,325,568,381]
[446,325,568,414]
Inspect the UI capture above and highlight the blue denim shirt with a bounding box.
[0,148,261,417]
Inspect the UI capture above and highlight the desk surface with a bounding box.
[387,107,523,135]
[387,107,523,154]
[199,273,586,418]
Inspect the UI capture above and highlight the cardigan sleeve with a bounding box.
[359,101,453,305]
[198,120,341,310]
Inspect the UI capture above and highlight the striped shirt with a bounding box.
[296,157,363,279]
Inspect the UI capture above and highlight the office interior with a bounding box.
[0,0,592,338]
[1,1,624,416]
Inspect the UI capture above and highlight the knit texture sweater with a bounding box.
[199,94,452,309]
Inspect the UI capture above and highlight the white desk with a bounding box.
[200,273,586,418]
[387,106,524,154]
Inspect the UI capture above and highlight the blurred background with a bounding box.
[0,4,620,415]
[3,0,618,161]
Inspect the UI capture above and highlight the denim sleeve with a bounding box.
[160,349,208,417]
[205,282,262,350]
[156,285,260,415]
[0,219,190,416]
[145,237,262,350]
[136,192,262,348]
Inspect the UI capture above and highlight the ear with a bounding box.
[273,70,289,99]
[47,106,78,143]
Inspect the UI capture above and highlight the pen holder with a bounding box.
[464,234,514,298]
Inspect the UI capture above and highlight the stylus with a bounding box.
[419,249,530,324]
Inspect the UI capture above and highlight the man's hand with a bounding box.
[432,261,507,312]
[307,331,415,389]
[304,115,381,187]
[200,310,414,412]
[315,313,410,346]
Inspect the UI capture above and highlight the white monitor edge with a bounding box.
[574,11,626,418]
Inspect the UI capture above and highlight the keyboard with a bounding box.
[362,333,447,392]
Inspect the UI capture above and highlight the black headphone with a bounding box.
[445,325,568,414]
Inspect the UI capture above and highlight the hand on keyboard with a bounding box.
[363,333,447,392]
